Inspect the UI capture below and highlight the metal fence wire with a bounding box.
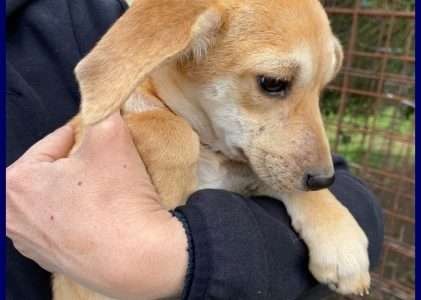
[319,0,415,299]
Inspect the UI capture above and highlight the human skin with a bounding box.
[6,112,188,300]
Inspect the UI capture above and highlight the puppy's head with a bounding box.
[77,0,343,194]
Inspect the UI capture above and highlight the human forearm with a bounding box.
[83,211,188,300]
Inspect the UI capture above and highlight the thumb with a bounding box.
[24,125,75,162]
[76,112,139,160]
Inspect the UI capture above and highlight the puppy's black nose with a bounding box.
[305,173,335,191]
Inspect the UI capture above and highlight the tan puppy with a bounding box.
[53,0,370,299]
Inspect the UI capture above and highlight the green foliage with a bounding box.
[319,0,415,169]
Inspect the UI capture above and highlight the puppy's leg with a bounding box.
[124,109,200,209]
[283,189,370,295]
[67,109,200,209]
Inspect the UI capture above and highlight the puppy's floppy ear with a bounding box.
[76,0,223,124]
[331,36,344,77]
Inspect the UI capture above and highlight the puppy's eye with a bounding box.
[257,75,291,98]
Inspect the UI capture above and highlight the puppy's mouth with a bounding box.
[245,147,307,193]
[234,147,249,163]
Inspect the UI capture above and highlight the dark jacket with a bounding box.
[6,0,384,299]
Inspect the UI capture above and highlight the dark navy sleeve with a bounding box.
[175,155,384,300]
[6,0,127,163]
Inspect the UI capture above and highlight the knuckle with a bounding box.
[6,165,21,188]
[6,163,35,191]
[6,223,18,238]
[98,116,122,133]
[6,216,20,240]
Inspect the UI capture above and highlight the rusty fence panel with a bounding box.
[319,0,415,299]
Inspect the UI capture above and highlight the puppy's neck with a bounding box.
[149,65,247,162]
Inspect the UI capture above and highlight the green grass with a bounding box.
[323,106,414,170]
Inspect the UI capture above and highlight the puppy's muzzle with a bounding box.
[304,173,335,191]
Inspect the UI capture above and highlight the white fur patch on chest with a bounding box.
[122,89,165,113]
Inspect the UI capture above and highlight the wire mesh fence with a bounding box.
[320,0,415,299]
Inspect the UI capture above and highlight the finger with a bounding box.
[24,125,75,163]
[13,242,57,273]
[75,112,139,160]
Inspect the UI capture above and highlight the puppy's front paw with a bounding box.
[307,217,370,295]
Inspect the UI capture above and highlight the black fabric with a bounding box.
[6,0,127,163]
[172,211,195,300]
[6,0,384,299]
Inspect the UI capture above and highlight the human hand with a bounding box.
[6,112,187,300]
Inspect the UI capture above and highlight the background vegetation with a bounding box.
[320,1,414,299]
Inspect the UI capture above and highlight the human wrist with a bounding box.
[141,210,189,300]
[172,210,194,300]
[80,209,188,300]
